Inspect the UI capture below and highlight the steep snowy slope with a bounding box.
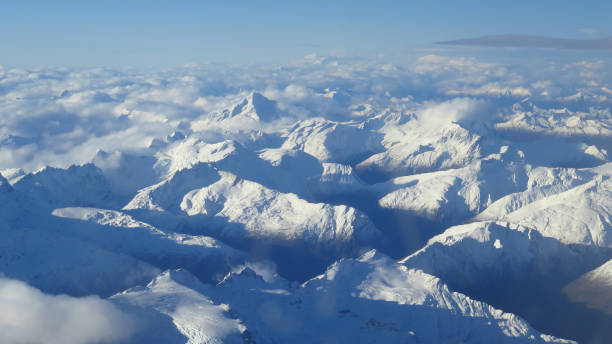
[0,167,26,185]
[106,252,573,344]
[12,164,118,209]
[374,150,528,225]
[179,171,380,246]
[281,118,384,164]
[152,139,321,198]
[401,221,581,284]
[5,58,612,344]
[124,140,380,250]
[0,172,163,296]
[475,165,595,220]
[496,101,612,137]
[124,162,221,213]
[0,225,159,297]
[500,175,612,246]
[189,92,285,146]
[356,122,483,182]
[0,166,244,294]
[122,154,381,281]
[199,92,281,125]
[310,162,368,196]
[155,137,366,201]
[401,221,612,343]
[200,250,571,343]
[564,259,612,315]
[51,207,245,283]
[112,269,248,344]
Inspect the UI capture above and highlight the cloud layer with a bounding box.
[0,277,134,344]
[1,53,612,174]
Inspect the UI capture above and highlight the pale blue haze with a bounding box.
[1,1,611,67]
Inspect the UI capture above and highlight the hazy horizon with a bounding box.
[3,1,612,68]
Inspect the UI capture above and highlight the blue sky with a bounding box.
[2,1,611,67]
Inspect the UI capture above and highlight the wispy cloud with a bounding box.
[438,34,612,50]
[580,28,601,37]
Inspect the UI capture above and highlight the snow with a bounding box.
[50,207,245,283]
[475,165,594,220]
[4,54,612,343]
[112,269,247,344]
[496,175,612,246]
[281,118,384,164]
[196,250,572,343]
[356,120,483,182]
[400,221,576,278]
[496,101,612,137]
[373,150,528,225]
[13,163,117,209]
[0,225,160,297]
[179,171,380,246]
[564,259,612,315]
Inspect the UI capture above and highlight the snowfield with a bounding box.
[2,54,612,343]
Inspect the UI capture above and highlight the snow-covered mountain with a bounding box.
[357,122,483,182]
[109,251,572,344]
[3,56,612,343]
[564,259,612,315]
[281,118,384,164]
[497,101,612,138]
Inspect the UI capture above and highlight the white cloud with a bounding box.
[413,54,504,77]
[1,51,612,344]
[244,260,278,283]
[418,98,489,129]
[1,53,612,173]
[0,277,134,344]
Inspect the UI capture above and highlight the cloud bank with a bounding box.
[1,53,612,174]
[0,277,134,344]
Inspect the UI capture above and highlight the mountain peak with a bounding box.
[229,91,279,122]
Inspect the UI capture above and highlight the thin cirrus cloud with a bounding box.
[580,28,601,37]
[438,34,612,50]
